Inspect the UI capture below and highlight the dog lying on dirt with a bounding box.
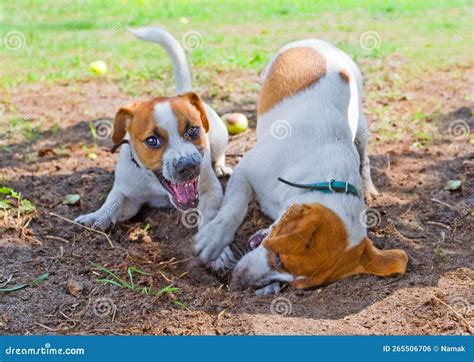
[195,39,408,295]
[75,27,235,269]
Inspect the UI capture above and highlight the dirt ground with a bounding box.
[0,60,472,335]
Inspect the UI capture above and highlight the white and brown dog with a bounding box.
[75,27,235,268]
[194,39,408,294]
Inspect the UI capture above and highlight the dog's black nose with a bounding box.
[175,158,200,181]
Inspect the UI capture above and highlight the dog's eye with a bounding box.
[185,126,200,139]
[145,136,161,148]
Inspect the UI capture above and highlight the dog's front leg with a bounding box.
[75,186,127,231]
[194,162,255,264]
[196,152,224,226]
[194,152,236,271]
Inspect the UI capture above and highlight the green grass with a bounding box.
[0,272,48,293]
[0,186,36,214]
[90,262,184,306]
[0,0,472,91]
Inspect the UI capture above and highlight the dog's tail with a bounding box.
[128,26,193,94]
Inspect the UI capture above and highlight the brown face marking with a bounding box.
[257,47,327,116]
[127,97,170,171]
[339,69,350,83]
[113,92,210,172]
[170,92,209,153]
[263,203,408,289]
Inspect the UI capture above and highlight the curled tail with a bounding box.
[128,26,192,94]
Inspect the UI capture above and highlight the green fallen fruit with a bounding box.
[63,194,81,205]
[444,180,462,191]
[222,113,248,135]
[89,60,107,75]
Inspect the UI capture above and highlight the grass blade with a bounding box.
[128,268,134,290]
[0,272,48,293]
[97,278,123,288]
[90,262,131,288]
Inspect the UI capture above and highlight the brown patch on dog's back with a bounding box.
[264,203,408,289]
[339,69,350,83]
[258,47,327,116]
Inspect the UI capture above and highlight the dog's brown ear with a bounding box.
[179,91,209,132]
[113,102,140,144]
[264,204,324,255]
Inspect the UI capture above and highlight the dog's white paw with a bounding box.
[214,164,233,178]
[194,218,233,263]
[74,212,113,231]
[255,282,281,296]
[208,246,236,272]
[365,182,379,198]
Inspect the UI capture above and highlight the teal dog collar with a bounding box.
[277,177,359,197]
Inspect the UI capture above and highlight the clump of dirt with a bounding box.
[0,64,472,335]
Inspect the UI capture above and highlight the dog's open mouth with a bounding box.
[157,174,199,210]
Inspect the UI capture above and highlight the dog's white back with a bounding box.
[244,39,367,245]
[195,39,388,294]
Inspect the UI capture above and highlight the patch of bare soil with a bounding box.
[0,64,472,335]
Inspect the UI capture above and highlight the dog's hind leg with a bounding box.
[355,113,378,198]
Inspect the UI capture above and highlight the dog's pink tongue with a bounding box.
[170,179,198,205]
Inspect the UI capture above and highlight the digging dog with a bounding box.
[194,39,408,294]
[75,27,235,269]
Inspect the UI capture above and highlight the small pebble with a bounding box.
[67,279,83,297]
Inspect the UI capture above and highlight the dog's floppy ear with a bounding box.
[179,91,209,132]
[264,204,324,255]
[113,102,140,144]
